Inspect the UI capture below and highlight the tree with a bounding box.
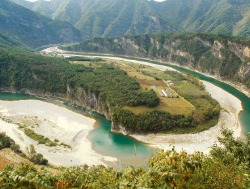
[31,153,48,165]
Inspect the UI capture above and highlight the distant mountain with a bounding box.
[0,0,82,48]
[10,0,250,38]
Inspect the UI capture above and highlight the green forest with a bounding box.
[0,44,221,133]
[11,0,250,37]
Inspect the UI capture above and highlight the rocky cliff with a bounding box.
[65,33,250,93]
[66,85,112,120]
[65,86,128,133]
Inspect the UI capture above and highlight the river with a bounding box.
[127,57,250,133]
[57,50,250,134]
[0,92,154,167]
[0,47,249,167]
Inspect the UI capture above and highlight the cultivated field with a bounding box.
[71,59,197,116]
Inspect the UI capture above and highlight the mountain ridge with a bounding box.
[0,0,82,48]
[10,0,250,39]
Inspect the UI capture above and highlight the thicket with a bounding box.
[24,128,57,147]
[113,109,193,133]
[0,130,249,188]
[0,132,19,152]
[66,56,103,62]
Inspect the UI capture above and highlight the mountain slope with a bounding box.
[0,0,82,48]
[0,29,28,49]
[10,0,250,38]
[64,33,250,90]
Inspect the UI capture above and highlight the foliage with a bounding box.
[66,56,103,62]
[0,132,48,165]
[0,41,222,133]
[24,128,57,147]
[0,130,249,188]
[113,109,194,133]
[0,132,21,153]
[0,132,14,150]
[27,145,48,165]
[210,129,250,168]
[0,164,54,188]
[0,46,195,134]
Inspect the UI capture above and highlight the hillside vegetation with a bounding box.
[0,0,81,48]
[0,44,219,133]
[0,130,249,188]
[71,59,220,133]
[64,33,250,89]
[11,0,250,38]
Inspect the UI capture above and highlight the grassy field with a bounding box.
[112,61,195,116]
[124,97,194,116]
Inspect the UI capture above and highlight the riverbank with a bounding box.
[42,47,244,153]
[43,46,250,98]
[72,54,243,153]
[0,100,117,166]
[164,61,250,99]
[131,80,242,153]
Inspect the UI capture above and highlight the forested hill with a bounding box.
[11,0,250,38]
[0,43,221,134]
[64,33,250,90]
[0,29,28,49]
[0,46,249,189]
[0,0,81,48]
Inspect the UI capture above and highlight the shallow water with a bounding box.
[0,93,155,167]
[0,55,249,167]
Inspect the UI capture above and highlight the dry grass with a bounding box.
[115,62,194,116]
[124,97,194,116]
[0,148,31,170]
[0,148,61,175]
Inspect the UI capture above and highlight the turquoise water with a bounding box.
[0,56,249,166]
[120,56,250,133]
[0,92,34,100]
[80,53,250,133]
[0,93,154,166]
[63,102,155,166]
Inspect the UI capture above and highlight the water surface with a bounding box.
[0,93,155,167]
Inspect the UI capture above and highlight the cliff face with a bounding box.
[66,33,250,91]
[66,85,112,120]
[65,86,128,133]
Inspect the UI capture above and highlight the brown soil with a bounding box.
[0,148,31,170]
[0,148,61,175]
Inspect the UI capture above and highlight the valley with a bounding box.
[0,0,250,188]
[41,47,244,154]
[11,0,250,37]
